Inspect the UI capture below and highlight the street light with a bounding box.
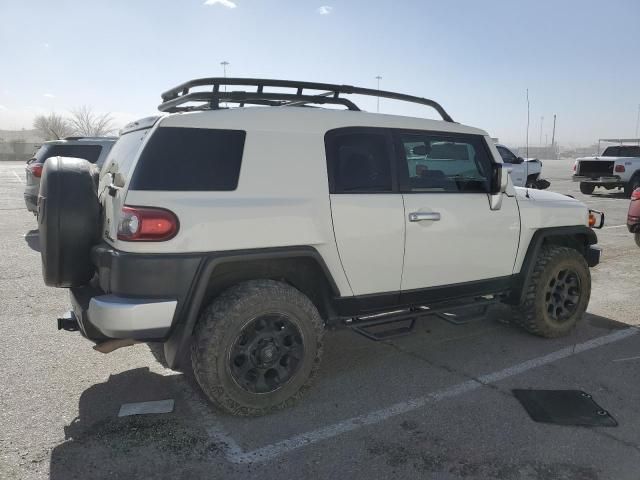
[375,75,382,113]
[220,61,230,106]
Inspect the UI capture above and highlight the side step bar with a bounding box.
[346,297,498,341]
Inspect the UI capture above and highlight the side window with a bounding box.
[325,131,393,193]
[399,133,492,193]
[130,127,245,191]
[497,146,516,164]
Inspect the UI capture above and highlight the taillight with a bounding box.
[117,206,179,241]
[573,162,577,172]
[615,165,625,173]
[631,188,640,200]
[29,163,43,178]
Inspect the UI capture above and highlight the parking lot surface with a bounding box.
[1,159,639,480]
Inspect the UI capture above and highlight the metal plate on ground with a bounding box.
[118,399,175,417]
[512,390,617,427]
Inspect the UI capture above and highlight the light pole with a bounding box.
[635,104,640,141]
[220,61,230,107]
[539,116,544,146]
[375,75,382,113]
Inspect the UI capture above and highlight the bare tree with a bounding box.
[33,112,73,140]
[68,105,115,137]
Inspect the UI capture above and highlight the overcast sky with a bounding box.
[0,0,638,146]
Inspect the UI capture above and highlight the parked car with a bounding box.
[38,78,602,416]
[627,188,640,247]
[494,144,549,189]
[572,141,640,196]
[24,136,116,214]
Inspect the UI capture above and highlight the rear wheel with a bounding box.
[512,246,590,338]
[579,183,595,195]
[624,174,640,197]
[191,280,324,416]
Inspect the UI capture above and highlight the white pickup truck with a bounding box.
[495,144,548,189]
[573,141,640,196]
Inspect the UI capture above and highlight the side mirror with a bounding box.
[490,164,509,210]
[513,156,524,164]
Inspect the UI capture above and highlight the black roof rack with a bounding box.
[158,78,454,122]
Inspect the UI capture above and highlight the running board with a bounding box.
[347,297,498,341]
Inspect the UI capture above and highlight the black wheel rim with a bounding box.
[544,268,581,322]
[228,314,304,394]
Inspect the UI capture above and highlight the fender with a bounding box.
[508,226,597,304]
[163,246,340,368]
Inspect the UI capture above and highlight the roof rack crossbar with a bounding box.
[158,77,454,122]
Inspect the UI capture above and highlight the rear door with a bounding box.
[325,128,405,299]
[397,132,520,295]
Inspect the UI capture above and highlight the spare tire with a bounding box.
[38,156,101,287]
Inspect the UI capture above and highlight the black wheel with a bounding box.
[512,246,590,338]
[191,280,324,416]
[635,233,640,248]
[624,174,640,197]
[579,183,595,195]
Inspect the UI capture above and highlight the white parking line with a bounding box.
[12,171,24,184]
[208,327,638,464]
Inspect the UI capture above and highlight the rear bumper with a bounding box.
[70,286,177,340]
[24,193,37,213]
[572,175,622,184]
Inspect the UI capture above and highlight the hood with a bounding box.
[514,187,580,204]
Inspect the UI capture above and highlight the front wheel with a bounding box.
[579,183,595,195]
[512,246,591,338]
[191,280,324,416]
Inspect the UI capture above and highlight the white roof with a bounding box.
[158,107,488,137]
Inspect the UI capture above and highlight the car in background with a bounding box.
[572,140,640,196]
[24,136,116,214]
[495,144,549,189]
[627,188,640,247]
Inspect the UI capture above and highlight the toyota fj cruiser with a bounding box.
[38,78,603,416]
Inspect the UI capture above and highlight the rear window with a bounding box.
[602,146,640,157]
[34,144,102,164]
[130,127,246,191]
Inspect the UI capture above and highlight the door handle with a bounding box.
[408,211,441,222]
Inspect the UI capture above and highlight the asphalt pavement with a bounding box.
[1,159,639,480]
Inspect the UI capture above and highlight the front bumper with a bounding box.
[586,245,601,267]
[572,175,622,184]
[70,286,177,340]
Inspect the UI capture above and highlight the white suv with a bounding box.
[38,78,603,416]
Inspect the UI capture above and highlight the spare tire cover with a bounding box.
[38,156,101,287]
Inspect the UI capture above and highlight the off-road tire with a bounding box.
[512,246,590,338]
[579,183,595,195]
[191,279,324,416]
[635,232,640,248]
[624,173,640,197]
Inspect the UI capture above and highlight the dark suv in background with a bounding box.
[24,136,116,214]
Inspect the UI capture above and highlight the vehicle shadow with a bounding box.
[48,367,219,480]
[24,229,40,252]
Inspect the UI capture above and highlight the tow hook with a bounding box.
[57,312,80,332]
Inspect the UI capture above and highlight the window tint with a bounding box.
[602,146,640,157]
[34,144,102,164]
[400,134,492,193]
[497,145,517,163]
[130,127,246,191]
[326,132,392,193]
